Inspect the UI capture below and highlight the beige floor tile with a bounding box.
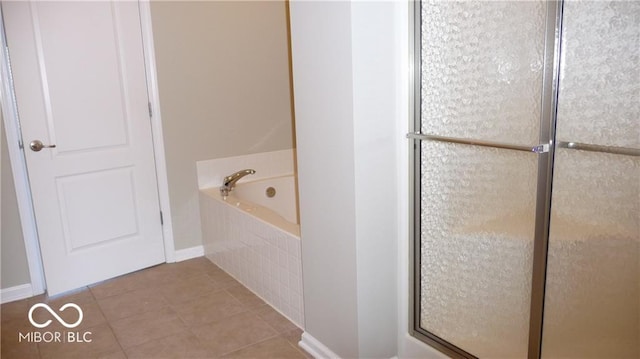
[1,340,41,359]
[110,306,187,349]
[2,257,305,359]
[92,258,218,298]
[39,287,94,305]
[221,336,306,359]
[206,269,241,288]
[125,331,213,359]
[224,285,265,309]
[71,300,106,330]
[168,257,219,277]
[253,306,298,334]
[172,290,247,327]
[97,287,167,321]
[132,263,185,283]
[1,313,34,334]
[32,288,106,331]
[37,322,122,359]
[89,269,157,299]
[281,329,312,359]
[205,260,223,271]
[1,298,34,323]
[1,317,40,359]
[36,304,103,334]
[159,273,226,305]
[142,257,219,285]
[281,328,303,346]
[97,350,128,359]
[194,311,278,356]
[0,301,31,329]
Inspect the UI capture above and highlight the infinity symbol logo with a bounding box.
[28,303,83,329]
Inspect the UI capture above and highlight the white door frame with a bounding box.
[0,0,175,296]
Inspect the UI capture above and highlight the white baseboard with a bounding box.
[1,283,33,304]
[299,332,341,359]
[173,245,204,262]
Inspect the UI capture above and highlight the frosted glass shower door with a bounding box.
[416,1,547,357]
[541,1,640,358]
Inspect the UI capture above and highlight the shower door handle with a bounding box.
[558,141,640,157]
[406,132,549,153]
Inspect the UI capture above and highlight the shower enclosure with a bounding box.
[409,1,639,358]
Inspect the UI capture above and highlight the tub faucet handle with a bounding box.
[220,169,256,196]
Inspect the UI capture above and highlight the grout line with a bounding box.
[6,259,299,359]
[254,307,298,335]
[87,267,183,356]
[87,287,129,358]
[184,310,281,358]
[88,277,147,302]
[108,306,185,353]
[216,331,281,358]
[103,262,235,356]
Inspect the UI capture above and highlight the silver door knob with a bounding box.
[29,140,56,152]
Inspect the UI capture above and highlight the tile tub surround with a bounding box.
[200,188,304,329]
[196,149,295,190]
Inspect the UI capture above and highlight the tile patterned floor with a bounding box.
[1,257,311,359]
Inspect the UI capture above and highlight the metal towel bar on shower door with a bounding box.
[406,132,549,153]
[557,141,640,157]
[407,133,640,157]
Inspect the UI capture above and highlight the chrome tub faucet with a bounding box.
[220,169,256,196]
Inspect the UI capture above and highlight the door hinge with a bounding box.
[160,211,164,225]
[148,102,153,118]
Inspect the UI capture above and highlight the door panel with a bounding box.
[57,167,139,251]
[420,141,537,358]
[420,0,545,145]
[542,150,639,358]
[3,1,165,296]
[414,0,639,357]
[541,1,640,357]
[417,0,547,357]
[35,2,130,153]
[552,1,639,149]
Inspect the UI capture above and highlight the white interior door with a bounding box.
[3,1,166,296]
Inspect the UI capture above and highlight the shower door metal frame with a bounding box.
[408,1,565,358]
[527,1,564,357]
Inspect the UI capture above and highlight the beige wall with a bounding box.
[0,0,292,290]
[1,119,31,289]
[151,1,294,250]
